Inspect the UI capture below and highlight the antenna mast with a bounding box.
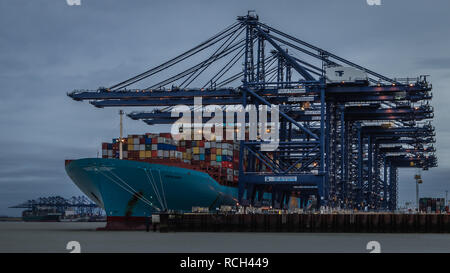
[119,110,124,160]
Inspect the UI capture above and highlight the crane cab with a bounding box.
[325,66,369,86]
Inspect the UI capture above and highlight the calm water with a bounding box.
[0,222,449,253]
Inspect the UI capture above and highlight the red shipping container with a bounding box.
[177,146,186,152]
[152,151,157,157]
[102,143,108,149]
[159,133,172,138]
[139,138,145,144]
[152,138,158,144]
[199,141,204,147]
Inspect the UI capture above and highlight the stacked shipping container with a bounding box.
[419,198,448,213]
[101,133,247,186]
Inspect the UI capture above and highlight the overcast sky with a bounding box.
[1,0,449,216]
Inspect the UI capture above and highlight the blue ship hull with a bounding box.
[65,158,239,218]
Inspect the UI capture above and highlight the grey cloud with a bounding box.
[416,58,450,70]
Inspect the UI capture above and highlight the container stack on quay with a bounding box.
[101,132,266,186]
[419,198,448,213]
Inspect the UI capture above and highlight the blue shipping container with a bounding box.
[157,143,167,150]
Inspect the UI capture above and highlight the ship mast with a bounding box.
[119,109,124,160]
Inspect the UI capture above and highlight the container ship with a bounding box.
[65,132,280,224]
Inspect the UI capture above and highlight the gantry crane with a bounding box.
[68,12,437,210]
[10,196,101,215]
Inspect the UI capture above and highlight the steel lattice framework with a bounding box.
[10,196,101,215]
[68,12,437,210]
